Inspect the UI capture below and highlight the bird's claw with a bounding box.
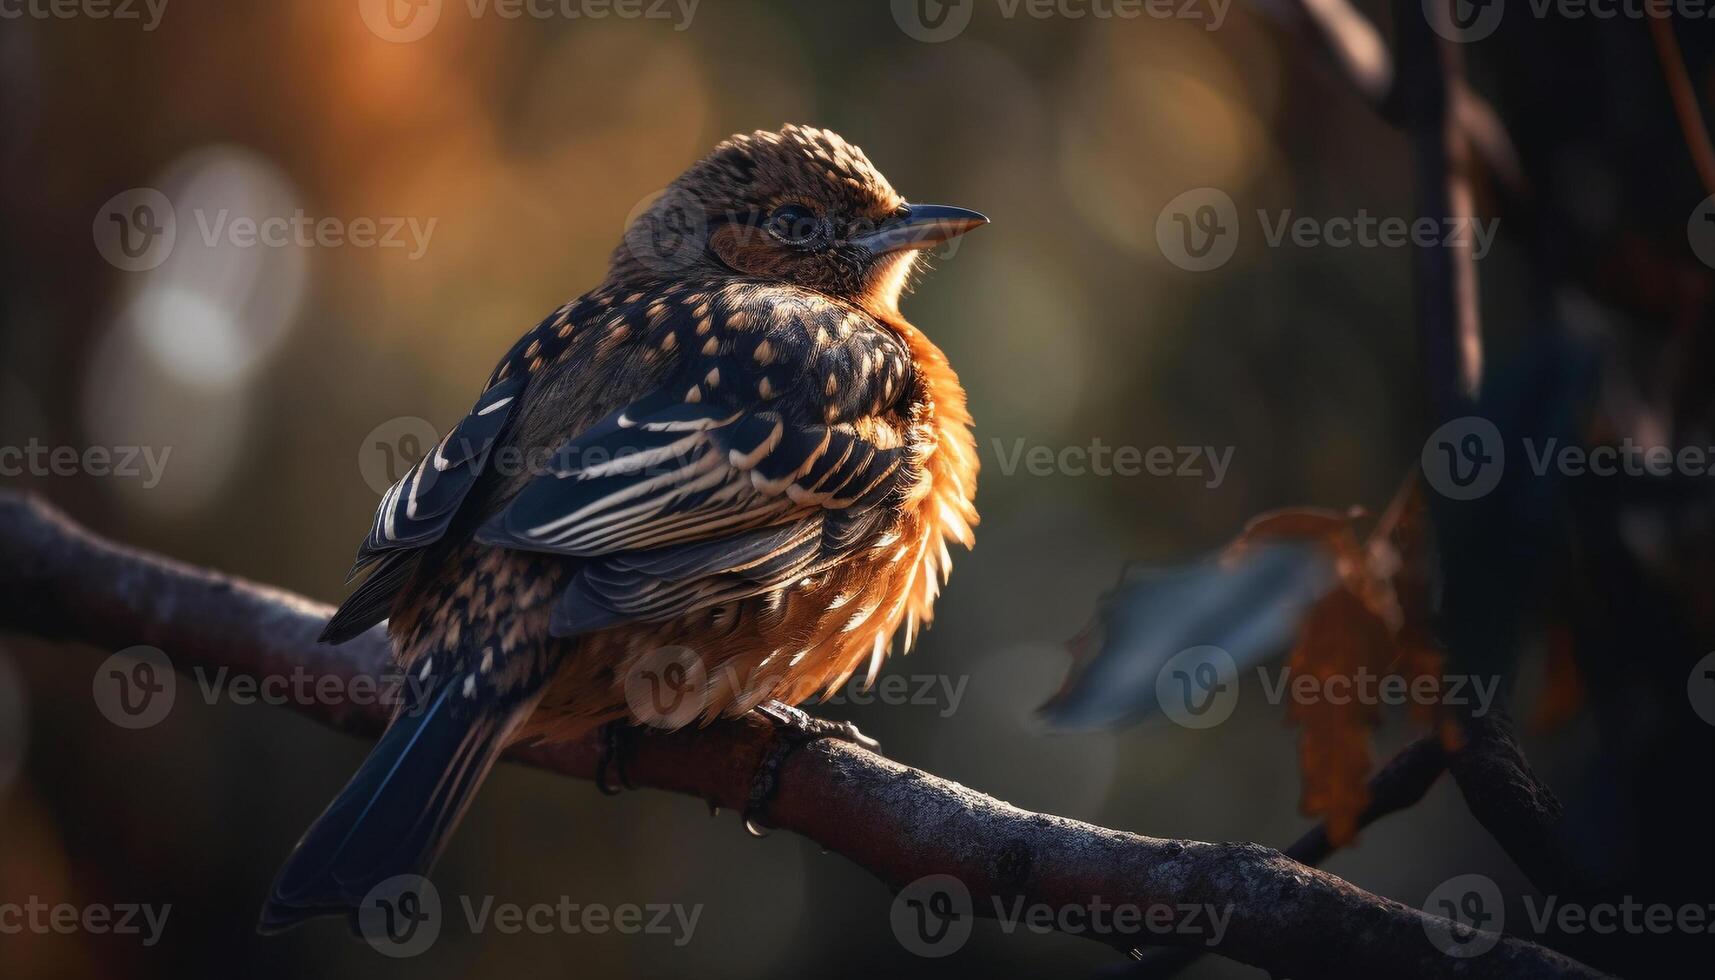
[742,700,879,833]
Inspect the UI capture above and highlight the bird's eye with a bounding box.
[765,205,820,246]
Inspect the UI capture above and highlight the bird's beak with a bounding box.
[852,204,989,255]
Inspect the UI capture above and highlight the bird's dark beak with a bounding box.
[852,204,989,255]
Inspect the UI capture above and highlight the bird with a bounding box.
[258,124,985,932]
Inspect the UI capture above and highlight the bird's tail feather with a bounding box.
[257,674,528,934]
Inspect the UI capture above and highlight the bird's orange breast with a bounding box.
[517,315,977,740]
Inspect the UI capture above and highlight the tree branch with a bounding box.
[1446,710,1581,897]
[0,491,1609,979]
[1129,732,1451,977]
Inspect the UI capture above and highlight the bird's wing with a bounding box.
[476,387,915,637]
[318,375,524,643]
[353,374,524,569]
[320,298,592,643]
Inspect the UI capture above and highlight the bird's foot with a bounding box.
[594,719,635,796]
[742,700,879,835]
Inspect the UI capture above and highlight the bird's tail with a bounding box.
[257,673,531,934]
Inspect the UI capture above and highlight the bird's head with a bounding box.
[613,124,987,317]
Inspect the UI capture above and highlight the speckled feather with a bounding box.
[334,125,980,742]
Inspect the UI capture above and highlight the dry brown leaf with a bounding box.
[1287,587,1396,844]
[1250,480,1451,844]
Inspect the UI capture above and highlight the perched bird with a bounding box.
[260,124,985,931]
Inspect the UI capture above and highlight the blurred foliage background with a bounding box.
[0,1,1711,977]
